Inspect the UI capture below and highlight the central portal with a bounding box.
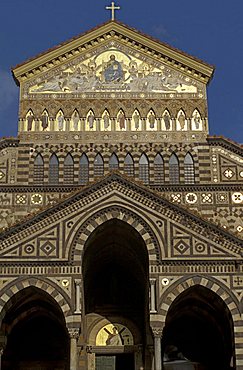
[82,218,151,369]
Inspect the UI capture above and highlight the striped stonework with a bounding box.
[156,275,243,367]
[71,205,161,264]
[0,277,73,324]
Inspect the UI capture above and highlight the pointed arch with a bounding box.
[94,153,104,177]
[124,153,134,177]
[49,153,59,184]
[33,153,44,184]
[169,153,179,184]
[109,153,119,171]
[139,153,149,184]
[64,153,74,184]
[79,153,89,185]
[154,153,164,184]
[184,152,195,184]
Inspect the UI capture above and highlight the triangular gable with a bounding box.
[0,174,241,262]
[12,20,214,88]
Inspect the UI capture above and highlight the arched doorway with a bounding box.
[82,219,151,370]
[1,286,69,370]
[162,285,235,370]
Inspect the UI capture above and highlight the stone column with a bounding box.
[152,327,163,370]
[150,279,157,313]
[69,328,80,370]
[74,279,82,314]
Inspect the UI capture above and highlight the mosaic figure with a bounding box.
[41,112,48,131]
[117,111,125,130]
[88,112,95,129]
[73,111,79,131]
[148,112,156,129]
[178,112,186,130]
[103,112,110,130]
[193,110,201,130]
[57,113,64,131]
[133,111,140,130]
[163,111,171,130]
[27,113,34,131]
[104,55,123,83]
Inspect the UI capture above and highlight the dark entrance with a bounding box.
[95,354,134,370]
[162,285,235,370]
[1,286,69,370]
[83,218,151,369]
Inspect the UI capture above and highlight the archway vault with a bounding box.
[158,275,240,323]
[0,277,74,326]
[70,205,162,264]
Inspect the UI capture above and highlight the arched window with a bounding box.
[49,154,59,184]
[94,153,104,177]
[169,153,179,184]
[184,153,195,184]
[109,153,119,171]
[139,153,149,184]
[33,154,44,184]
[154,153,164,184]
[64,153,74,184]
[124,153,134,177]
[80,154,89,185]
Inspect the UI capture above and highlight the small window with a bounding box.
[169,154,179,184]
[154,154,164,184]
[109,153,119,171]
[124,153,134,177]
[49,154,59,184]
[80,154,89,185]
[94,153,104,177]
[139,153,149,184]
[33,154,44,184]
[184,153,195,184]
[64,153,74,184]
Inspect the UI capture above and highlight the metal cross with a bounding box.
[106,1,120,21]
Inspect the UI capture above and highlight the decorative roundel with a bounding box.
[24,244,35,254]
[185,193,198,204]
[62,279,70,287]
[236,225,243,233]
[195,243,206,253]
[161,278,170,286]
[232,192,243,204]
[240,171,243,178]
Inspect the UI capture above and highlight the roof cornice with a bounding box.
[12,20,214,86]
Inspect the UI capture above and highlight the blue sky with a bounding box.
[0,0,243,143]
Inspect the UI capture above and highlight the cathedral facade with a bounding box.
[0,19,243,370]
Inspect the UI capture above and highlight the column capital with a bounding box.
[151,326,163,338]
[68,328,80,340]
[150,278,156,285]
[74,278,82,285]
